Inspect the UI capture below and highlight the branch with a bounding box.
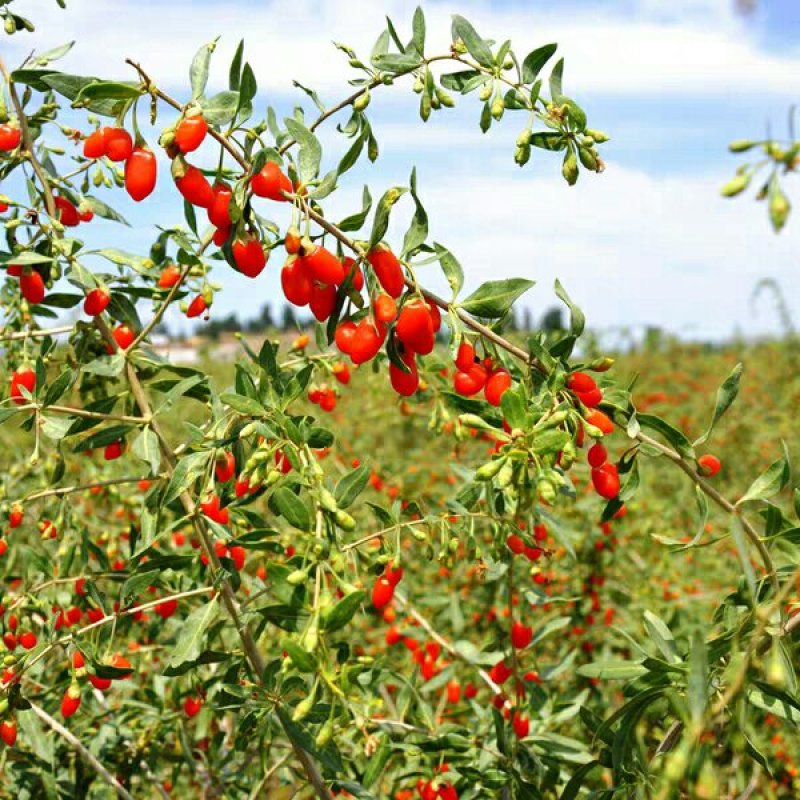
[28,701,135,800]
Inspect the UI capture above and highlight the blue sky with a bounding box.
[5,0,800,341]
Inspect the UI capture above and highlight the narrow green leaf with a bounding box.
[169,598,218,668]
[460,278,534,318]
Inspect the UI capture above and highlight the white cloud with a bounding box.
[4,0,799,97]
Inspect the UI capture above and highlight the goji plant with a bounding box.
[1,4,799,799]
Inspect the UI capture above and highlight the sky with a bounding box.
[4,0,800,342]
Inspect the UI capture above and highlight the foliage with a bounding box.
[0,4,798,799]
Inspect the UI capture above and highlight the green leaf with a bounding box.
[576,661,647,680]
[440,69,484,93]
[636,413,695,460]
[737,450,790,506]
[282,638,316,672]
[132,427,160,475]
[363,736,392,789]
[190,39,218,101]
[73,424,133,453]
[642,610,680,664]
[82,195,130,226]
[272,487,312,531]
[410,7,426,56]
[322,590,366,632]
[401,168,428,257]
[460,278,534,319]
[369,187,407,249]
[730,516,757,597]
[688,629,708,722]
[338,186,372,233]
[549,57,564,99]
[284,118,322,183]
[559,760,600,800]
[451,15,493,67]
[229,40,244,91]
[76,80,142,102]
[694,362,743,447]
[201,90,240,126]
[433,243,463,300]
[163,452,210,506]
[169,597,218,668]
[31,41,75,67]
[220,392,265,417]
[335,465,370,509]
[522,43,557,83]
[554,279,585,336]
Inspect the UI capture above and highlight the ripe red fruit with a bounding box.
[567,372,597,394]
[213,226,230,246]
[506,534,525,555]
[251,161,292,201]
[88,674,112,691]
[374,294,397,323]
[281,258,313,306]
[105,128,133,162]
[200,494,229,525]
[19,631,36,650]
[384,563,404,587]
[78,208,94,223]
[9,505,23,528]
[512,711,530,738]
[104,440,123,461]
[0,719,17,747]
[453,363,488,397]
[342,257,364,291]
[587,443,607,468]
[61,685,81,718]
[386,625,402,646]
[334,321,357,355]
[591,463,620,499]
[208,183,232,229]
[83,127,107,159]
[175,114,208,153]
[154,598,177,619]
[446,679,461,704]
[455,341,476,372]
[389,349,419,396]
[215,451,236,483]
[83,288,110,316]
[20,271,45,304]
[186,295,207,318]
[585,409,614,434]
[54,195,81,227]
[332,361,350,384]
[488,660,513,685]
[301,246,345,286]
[367,246,404,298]
[176,165,214,208]
[485,370,512,406]
[577,387,603,408]
[10,368,36,405]
[229,545,246,571]
[158,265,182,289]
[125,148,157,201]
[183,696,203,718]
[112,324,136,350]
[396,300,435,355]
[350,319,385,365]
[285,227,302,254]
[0,124,22,151]
[309,282,336,321]
[698,454,721,477]
[372,577,394,609]
[232,235,268,278]
[511,620,533,649]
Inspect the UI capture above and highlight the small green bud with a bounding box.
[578,146,598,172]
[412,76,424,94]
[728,139,757,153]
[334,509,356,531]
[478,83,492,102]
[584,128,609,143]
[476,456,507,481]
[353,88,371,112]
[490,94,505,120]
[435,87,454,108]
[769,185,790,232]
[287,567,309,585]
[720,173,750,198]
[315,720,334,748]
[562,150,579,186]
[516,129,532,148]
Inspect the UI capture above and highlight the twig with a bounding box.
[28,701,135,800]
